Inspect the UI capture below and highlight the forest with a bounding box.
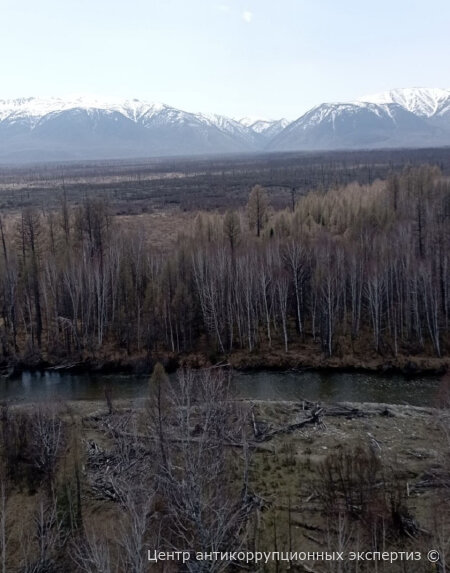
[2,0,449,566]
[0,157,448,571]
[0,163,449,374]
[1,147,449,215]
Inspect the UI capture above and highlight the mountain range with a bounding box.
[0,88,449,162]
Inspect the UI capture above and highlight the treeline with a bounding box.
[2,147,450,215]
[0,165,449,366]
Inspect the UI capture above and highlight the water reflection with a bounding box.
[232,370,441,406]
[0,369,442,407]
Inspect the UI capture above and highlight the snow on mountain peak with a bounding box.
[0,96,269,134]
[358,87,450,117]
[1,89,450,162]
[238,116,270,127]
[238,117,289,134]
[0,96,171,125]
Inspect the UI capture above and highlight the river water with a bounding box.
[0,369,444,407]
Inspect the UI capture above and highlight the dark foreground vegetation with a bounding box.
[0,367,448,571]
[0,162,449,373]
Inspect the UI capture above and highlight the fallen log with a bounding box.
[256,407,324,442]
[325,406,366,418]
[412,469,450,491]
[251,405,258,438]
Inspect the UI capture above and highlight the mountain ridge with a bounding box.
[268,87,450,152]
[1,88,449,162]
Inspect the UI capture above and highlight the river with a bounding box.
[0,369,444,407]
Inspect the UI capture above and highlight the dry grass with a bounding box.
[117,210,194,251]
[1,395,448,571]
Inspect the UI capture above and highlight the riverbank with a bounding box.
[2,388,449,571]
[2,346,448,379]
[13,395,450,567]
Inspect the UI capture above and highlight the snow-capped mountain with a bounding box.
[0,88,449,162]
[200,113,260,147]
[268,87,450,152]
[0,96,268,161]
[238,117,289,141]
[358,88,450,117]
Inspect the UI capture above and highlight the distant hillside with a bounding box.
[0,88,449,161]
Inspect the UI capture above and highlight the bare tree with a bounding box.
[0,482,8,573]
[160,369,255,572]
[117,489,153,573]
[71,526,114,573]
[283,240,306,335]
[247,185,269,238]
[29,406,64,492]
[21,495,64,572]
[222,210,241,259]
[147,362,170,469]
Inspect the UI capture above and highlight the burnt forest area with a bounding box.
[0,147,449,572]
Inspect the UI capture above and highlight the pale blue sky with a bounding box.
[1,0,449,119]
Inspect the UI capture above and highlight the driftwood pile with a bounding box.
[250,399,367,442]
[82,398,383,502]
[412,468,450,492]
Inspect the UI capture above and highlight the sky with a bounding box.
[1,0,449,120]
